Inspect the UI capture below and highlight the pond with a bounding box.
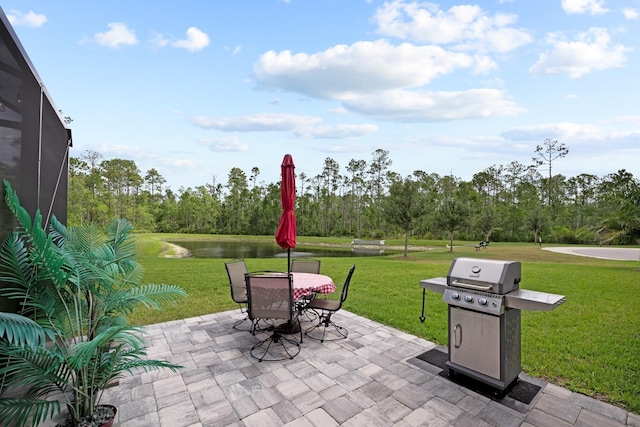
[167,240,396,259]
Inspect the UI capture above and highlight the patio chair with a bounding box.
[224,260,252,330]
[291,258,321,274]
[290,258,322,319]
[245,272,302,361]
[304,264,356,343]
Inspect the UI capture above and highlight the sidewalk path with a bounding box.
[542,247,640,261]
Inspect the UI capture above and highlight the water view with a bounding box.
[168,240,395,259]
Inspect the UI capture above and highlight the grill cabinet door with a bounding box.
[449,307,500,380]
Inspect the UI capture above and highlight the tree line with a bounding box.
[67,141,640,246]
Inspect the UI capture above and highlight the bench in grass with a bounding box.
[474,241,490,251]
[351,239,385,246]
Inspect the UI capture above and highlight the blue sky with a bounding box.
[4,0,640,190]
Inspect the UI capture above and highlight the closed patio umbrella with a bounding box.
[275,154,296,272]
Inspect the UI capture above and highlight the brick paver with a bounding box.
[34,309,639,426]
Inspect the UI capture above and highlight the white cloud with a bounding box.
[254,39,490,98]
[500,121,640,160]
[529,28,629,78]
[172,27,210,52]
[150,32,170,48]
[561,0,609,15]
[328,106,350,115]
[199,136,248,152]
[342,88,525,122]
[609,115,640,124]
[224,45,243,55]
[252,38,526,123]
[372,0,532,53]
[96,144,160,160]
[164,158,199,168]
[191,113,322,131]
[6,9,47,27]
[501,122,607,141]
[623,8,638,19]
[93,23,138,48]
[294,124,379,139]
[473,54,499,74]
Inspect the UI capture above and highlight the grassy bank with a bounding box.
[132,234,640,414]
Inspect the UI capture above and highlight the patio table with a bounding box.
[264,272,335,335]
[291,272,335,300]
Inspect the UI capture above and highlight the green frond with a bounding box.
[0,348,69,407]
[68,222,108,257]
[69,325,144,369]
[2,184,75,290]
[119,262,146,288]
[48,214,69,246]
[0,398,61,427]
[0,312,46,349]
[0,232,33,288]
[105,283,187,314]
[3,180,32,235]
[107,219,135,254]
[114,357,183,377]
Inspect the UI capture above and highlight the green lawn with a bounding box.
[132,234,640,414]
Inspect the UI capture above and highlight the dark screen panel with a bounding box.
[0,8,70,312]
[40,94,70,225]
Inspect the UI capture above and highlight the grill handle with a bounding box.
[453,324,462,348]
[450,280,493,291]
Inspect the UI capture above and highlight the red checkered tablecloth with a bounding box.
[291,272,336,300]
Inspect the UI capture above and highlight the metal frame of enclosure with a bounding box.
[0,7,72,311]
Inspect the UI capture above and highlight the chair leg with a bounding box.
[232,315,252,330]
[233,304,253,331]
[250,330,301,362]
[300,308,318,323]
[297,316,303,344]
[304,311,348,343]
[325,320,348,341]
[296,299,318,323]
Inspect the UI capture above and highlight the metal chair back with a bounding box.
[224,260,248,304]
[303,265,355,342]
[245,272,294,322]
[291,258,321,274]
[339,265,356,307]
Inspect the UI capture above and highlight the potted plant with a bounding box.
[0,180,187,426]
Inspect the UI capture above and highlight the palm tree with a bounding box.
[597,186,640,244]
[0,179,187,426]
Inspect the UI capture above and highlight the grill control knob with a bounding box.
[478,298,488,306]
[464,295,474,303]
[451,292,460,300]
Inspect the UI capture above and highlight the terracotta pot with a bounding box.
[98,405,117,427]
[55,404,117,427]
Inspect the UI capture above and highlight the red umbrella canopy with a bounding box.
[275,154,296,249]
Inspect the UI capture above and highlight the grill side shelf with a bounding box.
[420,278,447,294]
[504,289,566,311]
[419,277,448,322]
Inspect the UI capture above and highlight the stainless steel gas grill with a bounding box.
[420,257,565,391]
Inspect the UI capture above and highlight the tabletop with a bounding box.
[291,272,335,300]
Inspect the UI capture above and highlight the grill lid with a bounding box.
[447,257,521,294]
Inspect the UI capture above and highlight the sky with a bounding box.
[3,0,640,191]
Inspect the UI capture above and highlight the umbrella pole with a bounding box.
[287,248,291,273]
